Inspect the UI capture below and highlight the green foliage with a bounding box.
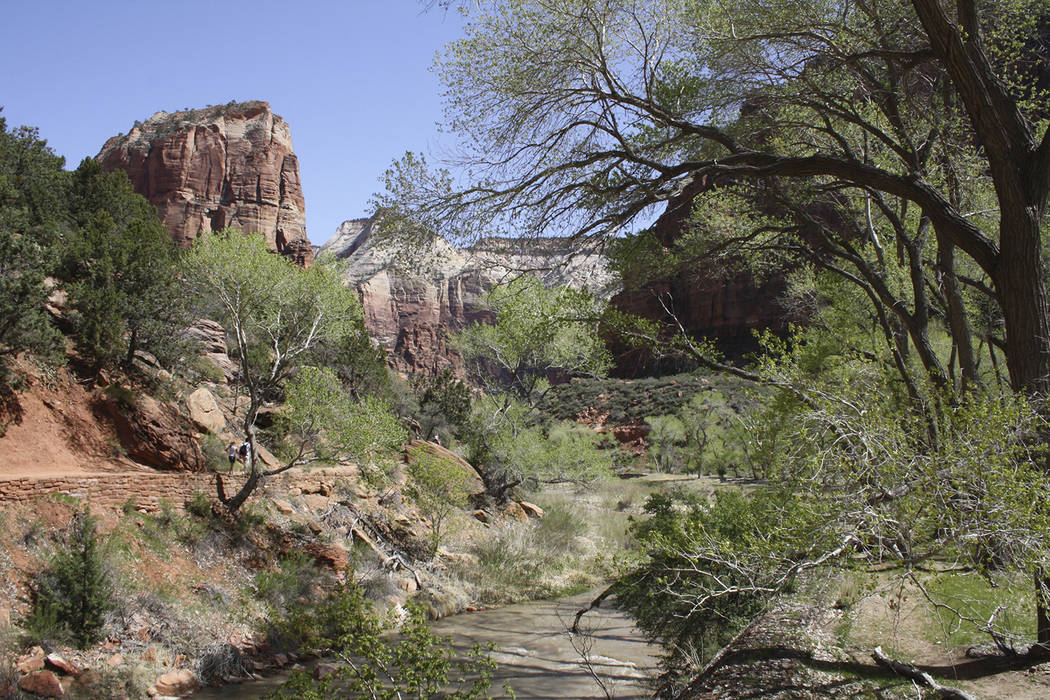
[471,399,613,497]
[254,552,322,611]
[645,413,686,472]
[412,367,472,441]
[61,159,184,371]
[406,446,476,554]
[458,276,611,405]
[183,234,395,509]
[274,366,408,469]
[615,487,822,669]
[186,490,212,518]
[539,373,750,426]
[25,509,113,648]
[266,585,495,699]
[183,235,366,419]
[0,117,65,367]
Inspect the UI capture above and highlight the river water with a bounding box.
[194,591,659,699]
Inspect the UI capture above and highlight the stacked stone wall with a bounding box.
[0,467,354,513]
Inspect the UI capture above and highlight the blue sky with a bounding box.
[0,1,464,244]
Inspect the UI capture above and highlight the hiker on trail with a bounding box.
[434,433,440,446]
[228,443,238,469]
[238,441,251,465]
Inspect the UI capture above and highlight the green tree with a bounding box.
[384,0,1049,397]
[61,159,183,371]
[267,585,495,699]
[25,509,113,649]
[273,366,407,472]
[472,402,613,498]
[645,413,687,473]
[405,445,477,555]
[412,367,472,441]
[183,232,400,511]
[458,276,611,408]
[0,117,66,368]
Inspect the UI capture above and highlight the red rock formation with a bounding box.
[97,101,312,265]
[609,178,790,376]
[321,218,615,377]
[98,392,205,472]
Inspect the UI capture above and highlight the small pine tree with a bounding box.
[25,508,113,648]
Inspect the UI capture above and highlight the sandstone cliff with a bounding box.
[97,101,312,265]
[609,178,791,376]
[320,218,617,376]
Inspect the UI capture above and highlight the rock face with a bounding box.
[97,101,312,265]
[99,392,205,472]
[320,218,616,376]
[609,178,791,375]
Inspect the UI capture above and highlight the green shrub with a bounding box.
[254,552,321,610]
[186,490,212,518]
[200,433,231,472]
[533,506,584,554]
[102,383,137,409]
[266,585,495,699]
[24,508,113,648]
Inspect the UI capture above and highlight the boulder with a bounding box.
[271,498,295,515]
[17,647,45,674]
[503,501,529,522]
[44,653,77,676]
[183,319,227,355]
[153,669,199,697]
[519,501,545,519]
[303,541,349,573]
[405,440,485,495]
[100,392,205,471]
[19,670,63,697]
[186,387,225,434]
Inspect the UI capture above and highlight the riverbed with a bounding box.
[193,591,658,699]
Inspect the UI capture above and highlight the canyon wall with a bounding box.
[97,101,312,265]
[320,218,616,376]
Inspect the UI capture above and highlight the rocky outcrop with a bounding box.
[185,388,225,435]
[98,392,205,472]
[609,178,791,375]
[97,101,312,265]
[320,218,616,376]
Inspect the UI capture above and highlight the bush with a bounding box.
[24,508,114,648]
[265,585,495,699]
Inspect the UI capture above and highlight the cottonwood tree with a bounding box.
[389,0,1050,665]
[183,232,400,512]
[382,0,1048,396]
[458,275,612,409]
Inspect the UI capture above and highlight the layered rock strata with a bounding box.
[320,218,617,376]
[97,101,312,264]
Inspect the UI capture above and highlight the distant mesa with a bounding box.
[97,100,312,265]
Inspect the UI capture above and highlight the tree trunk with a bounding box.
[937,238,979,391]
[996,207,1050,397]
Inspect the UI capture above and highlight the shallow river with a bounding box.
[194,591,658,699]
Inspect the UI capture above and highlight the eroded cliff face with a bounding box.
[609,178,791,376]
[97,101,312,265]
[320,218,617,376]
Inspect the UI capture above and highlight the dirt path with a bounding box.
[0,362,173,480]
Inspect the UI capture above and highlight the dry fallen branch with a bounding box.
[871,645,977,700]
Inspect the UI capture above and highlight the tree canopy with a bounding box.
[183,232,400,511]
[384,0,1049,395]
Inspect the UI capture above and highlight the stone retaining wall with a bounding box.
[0,467,356,512]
